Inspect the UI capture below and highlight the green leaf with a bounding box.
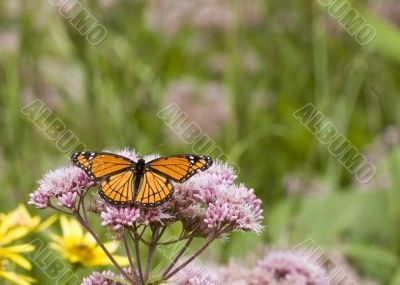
[366,13,400,63]
[267,200,295,243]
[289,190,392,245]
[343,243,399,282]
[390,268,400,285]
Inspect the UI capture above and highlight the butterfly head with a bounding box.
[135,158,146,174]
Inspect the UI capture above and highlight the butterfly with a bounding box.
[71,151,213,207]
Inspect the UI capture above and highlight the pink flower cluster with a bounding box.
[30,149,263,239]
[99,153,263,238]
[82,250,328,285]
[100,204,174,230]
[29,148,265,285]
[174,264,219,285]
[29,166,93,209]
[81,270,118,285]
[82,265,219,285]
[173,159,263,237]
[218,250,328,285]
[81,267,140,285]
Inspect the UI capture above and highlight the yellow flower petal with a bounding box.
[36,215,58,232]
[0,271,36,285]
[70,219,84,238]
[49,242,64,252]
[0,251,32,270]
[48,233,64,245]
[0,244,35,253]
[15,204,30,218]
[60,216,83,239]
[50,216,125,268]
[0,216,13,237]
[83,232,97,247]
[60,216,72,237]
[0,227,29,245]
[89,254,129,267]
[9,205,39,229]
[103,241,119,253]
[112,255,130,266]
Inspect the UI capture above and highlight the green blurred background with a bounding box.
[1,0,400,284]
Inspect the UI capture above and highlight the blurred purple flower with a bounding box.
[175,264,219,285]
[369,0,400,27]
[355,126,400,191]
[218,261,271,284]
[381,125,400,149]
[0,31,19,53]
[165,80,230,135]
[206,49,261,76]
[283,173,329,198]
[99,0,121,9]
[83,266,219,285]
[218,250,328,285]
[145,0,264,37]
[257,251,328,285]
[328,254,381,285]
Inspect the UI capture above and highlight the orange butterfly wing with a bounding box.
[71,152,212,207]
[71,151,134,180]
[145,155,213,183]
[135,171,174,206]
[98,171,135,205]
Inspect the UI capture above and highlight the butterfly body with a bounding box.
[133,158,146,195]
[71,151,213,207]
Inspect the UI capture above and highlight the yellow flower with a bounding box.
[49,216,129,267]
[0,206,41,285]
[0,204,57,234]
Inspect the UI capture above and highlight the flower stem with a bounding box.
[157,236,191,246]
[48,202,73,216]
[79,190,89,223]
[123,231,139,283]
[162,237,194,277]
[163,237,215,280]
[130,228,145,285]
[144,228,159,282]
[75,212,137,285]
